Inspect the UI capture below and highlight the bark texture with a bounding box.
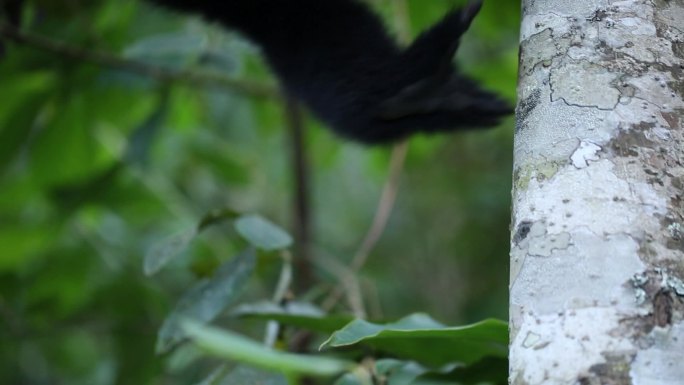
[510,0,684,384]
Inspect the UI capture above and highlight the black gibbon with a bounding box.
[150,0,511,143]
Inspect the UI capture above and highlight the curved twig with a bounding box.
[321,0,413,314]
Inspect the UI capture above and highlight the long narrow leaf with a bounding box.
[183,321,354,377]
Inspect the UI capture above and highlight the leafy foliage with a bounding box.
[0,0,518,384]
[156,248,256,353]
[321,314,507,366]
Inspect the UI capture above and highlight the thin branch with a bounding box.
[264,251,294,347]
[0,22,280,99]
[284,95,315,293]
[321,0,413,314]
[348,0,413,271]
[272,251,295,304]
[321,141,409,313]
[317,251,366,318]
[351,141,408,271]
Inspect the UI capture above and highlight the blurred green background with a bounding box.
[0,0,519,383]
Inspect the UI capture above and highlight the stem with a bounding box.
[320,0,413,314]
[351,141,408,271]
[321,141,409,313]
[264,251,293,347]
[284,96,314,293]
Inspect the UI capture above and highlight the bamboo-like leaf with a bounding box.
[183,321,354,376]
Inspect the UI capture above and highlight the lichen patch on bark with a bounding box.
[512,0,684,383]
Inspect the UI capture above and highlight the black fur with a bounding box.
[150,0,511,144]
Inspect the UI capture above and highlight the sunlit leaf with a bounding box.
[235,215,292,251]
[156,249,256,353]
[183,321,353,376]
[321,314,508,367]
[0,225,56,271]
[30,95,110,187]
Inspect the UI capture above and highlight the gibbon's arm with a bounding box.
[150,0,511,144]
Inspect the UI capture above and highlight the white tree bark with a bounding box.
[510,0,684,384]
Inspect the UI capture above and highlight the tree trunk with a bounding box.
[510,0,684,384]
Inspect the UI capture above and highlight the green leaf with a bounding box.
[321,314,508,367]
[198,208,240,231]
[156,248,256,353]
[334,370,373,385]
[415,357,508,385]
[124,97,169,167]
[235,215,292,251]
[0,71,54,171]
[197,49,240,74]
[334,373,364,385]
[193,365,229,385]
[183,321,353,376]
[50,163,123,210]
[231,301,353,333]
[144,209,239,276]
[30,94,109,187]
[409,377,458,385]
[375,359,406,377]
[124,31,207,68]
[0,224,57,271]
[375,360,445,385]
[166,344,203,373]
[144,227,198,276]
[0,95,46,172]
[195,365,287,385]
